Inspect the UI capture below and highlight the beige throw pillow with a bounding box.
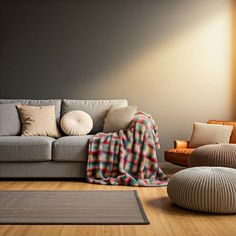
[189,122,233,148]
[103,105,137,133]
[17,105,61,138]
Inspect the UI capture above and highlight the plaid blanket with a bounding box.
[87,112,168,186]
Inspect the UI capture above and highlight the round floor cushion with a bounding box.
[189,144,236,168]
[167,167,236,214]
[60,110,93,136]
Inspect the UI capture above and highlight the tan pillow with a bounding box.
[103,105,137,133]
[189,122,233,148]
[60,110,93,136]
[17,105,61,138]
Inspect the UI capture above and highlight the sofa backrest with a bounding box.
[208,120,236,144]
[0,99,61,123]
[62,99,128,134]
[0,99,128,134]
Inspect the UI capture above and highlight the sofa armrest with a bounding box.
[174,140,189,149]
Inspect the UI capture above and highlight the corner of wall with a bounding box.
[232,0,236,119]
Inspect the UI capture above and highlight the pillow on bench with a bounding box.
[189,122,233,148]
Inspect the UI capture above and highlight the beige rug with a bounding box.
[0,190,149,225]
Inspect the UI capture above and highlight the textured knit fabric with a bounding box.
[189,122,233,148]
[0,136,55,162]
[167,167,236,214]
[87,112,168,186]
[52,135,93,162]
[189,144,236,168]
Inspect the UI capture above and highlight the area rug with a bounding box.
[0,190,149,225]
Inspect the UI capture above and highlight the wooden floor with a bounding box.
[0,178,236,236]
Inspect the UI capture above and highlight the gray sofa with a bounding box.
[0,99,127,178]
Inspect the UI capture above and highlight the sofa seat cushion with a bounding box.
[52,135,93,162]
[0,136,55,162]
[164,148,195,167]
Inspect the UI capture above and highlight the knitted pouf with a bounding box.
[167,167,236,214]
[189,144,236,168]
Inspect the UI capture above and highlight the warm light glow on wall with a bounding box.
[232,0,236,118]
[72,2,232,159]
[1,0,232,160]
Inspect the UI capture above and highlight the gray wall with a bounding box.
[0,0,233,160]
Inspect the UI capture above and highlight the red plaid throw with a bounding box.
[87,112,168,186]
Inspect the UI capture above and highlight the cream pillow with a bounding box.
[103,105,137,133]
[60,110,93,136]
[189,122,233,148]
[17,105,61,138]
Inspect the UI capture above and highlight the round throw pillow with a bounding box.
[60,110,93,136]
